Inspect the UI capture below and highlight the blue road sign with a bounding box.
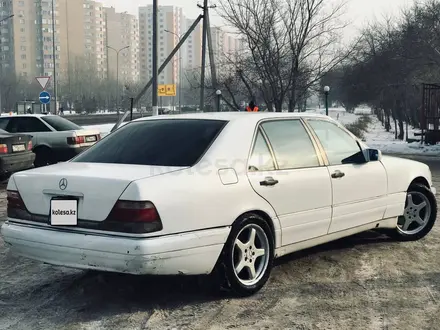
[39,91,51,104]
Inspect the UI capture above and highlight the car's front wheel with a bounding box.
[215,213,274,296]
[390,183,437,241]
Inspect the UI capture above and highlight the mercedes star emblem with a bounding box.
[59,178,68,190]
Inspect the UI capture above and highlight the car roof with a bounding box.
[0,114,51,118]
[132,111,329,125]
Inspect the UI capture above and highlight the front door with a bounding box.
[305,118,388,233]
[246,119,333,247]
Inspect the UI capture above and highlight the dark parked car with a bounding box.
[0,128,35,176]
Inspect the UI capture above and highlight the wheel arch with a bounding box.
[410,176,430,189]
[233,209,280,249]
[32,143,51,152]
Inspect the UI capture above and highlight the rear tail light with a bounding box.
[27,140,32,151]
[0,144,8,154]
[7,190,31,220]
[105,200,163,233]
[67,136,85,145]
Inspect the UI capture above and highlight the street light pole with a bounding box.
[324,85,330,116]
[216,90,222,111]
[107,45,130,115]
[164,29,182,113]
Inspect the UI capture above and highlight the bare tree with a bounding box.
[218,0,349,111]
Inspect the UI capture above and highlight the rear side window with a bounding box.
[72,119,227,166]
[0,118,10,130]
[40,115,82,131]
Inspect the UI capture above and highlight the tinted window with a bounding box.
[72,119,227,166]
[0,118,10,130]
[307,119,361,165]
[261,120,319,170]
[248,130,275,171]
[40,115,82,131]
[6,117,51,133]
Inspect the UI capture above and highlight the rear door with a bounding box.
[247,119,332,246]
[305,118,388,233]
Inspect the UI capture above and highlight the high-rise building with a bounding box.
[139,5,184,86]
[183,18,202,72]
[83,0,107,79]
[104,7,139,85]
[0,0,45,79]
[210,26,225,65]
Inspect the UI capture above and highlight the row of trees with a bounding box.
[321,0,440,140]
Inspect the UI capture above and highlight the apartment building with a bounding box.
[139,5,184,85]
[83,0,106,79]
[0,0,39,79]
[104,7,139,85]
[183,17,202,71]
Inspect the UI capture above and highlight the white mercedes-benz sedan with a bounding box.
[1,113,437,296]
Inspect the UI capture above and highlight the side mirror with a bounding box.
[368,148,382,161]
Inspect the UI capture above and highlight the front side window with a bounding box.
[73,119,227,167]
[261,120,320,170]
[307,119,361,165]
[248,130,275,171]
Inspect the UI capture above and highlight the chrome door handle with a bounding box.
[331,170,345,179]
[260,177,279,186]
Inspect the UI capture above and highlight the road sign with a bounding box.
[36,76,51,90]
[39,91,51,104]
[158,84,176,97]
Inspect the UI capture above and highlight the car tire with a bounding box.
[34,147,54,168]
[213,213,274,296]
[388,183,437,241]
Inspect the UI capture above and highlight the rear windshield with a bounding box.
[72,119,228,166]
[41,115,82,131]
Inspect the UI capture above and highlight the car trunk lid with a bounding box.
[12,162,186,221]
[0,133,31,154]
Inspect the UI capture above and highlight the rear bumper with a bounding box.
[1,221,230,275]
[0,152,35,174]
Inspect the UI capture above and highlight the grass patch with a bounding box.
[344,115,372,141]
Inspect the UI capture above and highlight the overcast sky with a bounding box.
[101,0,414,42]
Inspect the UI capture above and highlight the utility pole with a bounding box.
[199,0,208,112]
[197,0,215,112]
[152,0,159,116]
[51,0,58,114]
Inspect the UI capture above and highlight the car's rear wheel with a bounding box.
[389,183,437,241]
[34,147,55,168]
[214,213,274,296]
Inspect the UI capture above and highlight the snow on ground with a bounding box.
[363,117,440,156]
[326,107,440,156]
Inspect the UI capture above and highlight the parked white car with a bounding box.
[1,113,437,296]
[0,115,101,167]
